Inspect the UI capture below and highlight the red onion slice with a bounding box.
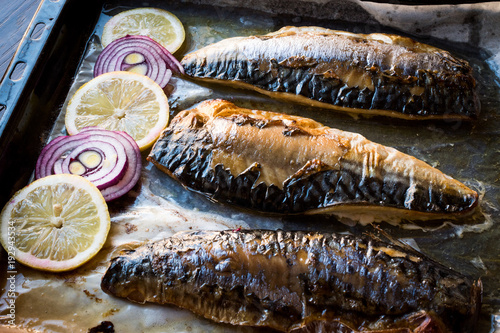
[35,128,142,202]
[99,131,142,202]
[36,135,69,177]
[60,139,127,190]
[53,158,64,175]
[94,35,184,88]
[36,134,92,179]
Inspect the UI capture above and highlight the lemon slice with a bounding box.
[0,174,110,272]
[102,7,185,54]
[65,71,170,151]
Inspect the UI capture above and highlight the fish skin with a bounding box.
[101,229,482,332]
[181,26,479,120]
[147,99,478,219]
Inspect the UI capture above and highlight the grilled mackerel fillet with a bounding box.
[147,99,478,220]
[181,26,479,120]
[101,229,482,332]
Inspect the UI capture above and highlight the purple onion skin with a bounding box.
[36,135,91,179]
[94,35,184,88]
[99,131,142,201]
[35,135,68,179]
[35,127,142,202]
[80,128,142,202]
[60,139,127,190]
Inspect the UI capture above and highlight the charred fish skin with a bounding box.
[101,229,482,332]
[181,26,479,120]
[147,99,478,218]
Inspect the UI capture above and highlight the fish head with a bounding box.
[101,248,153,304]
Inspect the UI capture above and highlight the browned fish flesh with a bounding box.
[181,26,479,120]
[147,99,478,220]
[101,229,482,332]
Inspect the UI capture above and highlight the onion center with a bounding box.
[80,150,102,168]
[68,149,105,176]
[124,53,145,64]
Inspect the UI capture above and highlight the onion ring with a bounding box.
[35,128,142,201]
[94,35,183,88]
[81,128,142,201]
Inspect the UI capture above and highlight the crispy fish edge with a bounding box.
[148,99,479,221]
[181,26,480,120]
[101,229,483,333]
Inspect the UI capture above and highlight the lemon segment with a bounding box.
[0,174,110,272]
[102,7,185,54]
[65,71,170,151]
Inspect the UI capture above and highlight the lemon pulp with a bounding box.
[0,174,110,272]
[65,71,169,151]
[102,7,185,54]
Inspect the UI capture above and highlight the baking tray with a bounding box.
[0,0,499,332]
